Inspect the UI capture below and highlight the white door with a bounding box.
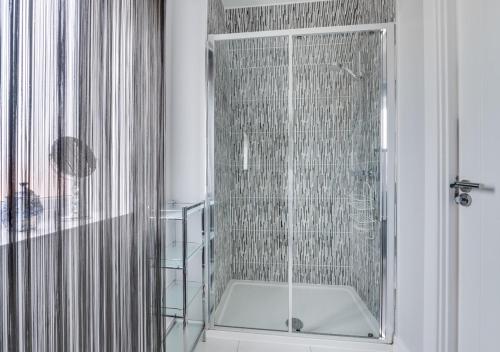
[457,0,500,351]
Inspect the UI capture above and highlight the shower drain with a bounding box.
[285,317,304,332]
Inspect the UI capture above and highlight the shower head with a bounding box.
[337,63,363,80]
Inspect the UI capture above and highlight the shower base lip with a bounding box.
[205,329,392,351]
[212,280,384,344]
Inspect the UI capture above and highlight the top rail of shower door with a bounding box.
[207,23,394,42]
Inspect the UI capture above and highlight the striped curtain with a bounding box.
[0,0,166,351]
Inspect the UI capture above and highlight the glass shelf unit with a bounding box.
[159,201,205,352]
[162,319,204,352]
[160,242,203,269]
[162,281,203,317]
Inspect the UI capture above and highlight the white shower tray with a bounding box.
[214,280,379,338]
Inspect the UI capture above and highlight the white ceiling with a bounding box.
[221,0,332,10]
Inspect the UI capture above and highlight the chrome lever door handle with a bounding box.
[449,179,481,193]
[450,178,493,207]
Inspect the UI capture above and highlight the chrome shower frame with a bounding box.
[205,23,396,344]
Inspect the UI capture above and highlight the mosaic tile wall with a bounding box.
[208,0,226,35]
[208,0,395,34]
[213,31,383,320]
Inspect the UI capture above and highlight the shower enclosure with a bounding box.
[206,24,395,342]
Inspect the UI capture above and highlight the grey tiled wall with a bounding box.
[208,0,395,34]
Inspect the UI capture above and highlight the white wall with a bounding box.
[167,0,208,203]
[394,0,426,351]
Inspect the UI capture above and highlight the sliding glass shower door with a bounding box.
[291,31,384,338]
[210,35,291,332]
[207,26,394,341]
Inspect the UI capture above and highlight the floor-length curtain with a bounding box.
[0,0,166,351]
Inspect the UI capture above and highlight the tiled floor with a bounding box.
[194,337,384,352]
[195,338,307,352]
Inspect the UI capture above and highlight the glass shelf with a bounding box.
[151,208,183,221]
[160,242,203,269]
[150,202,205,221]
[162,319,204,352]
[161,281,203,317]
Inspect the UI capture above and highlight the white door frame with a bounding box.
[422,0,459,352]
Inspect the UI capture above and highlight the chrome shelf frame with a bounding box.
[160,201,206,352]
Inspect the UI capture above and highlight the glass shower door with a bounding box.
[290,30,386,338]
[211,36,290,332]
[208,26,394,340]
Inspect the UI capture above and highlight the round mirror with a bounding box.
[50,136,96,178]
[49,136,96,220]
